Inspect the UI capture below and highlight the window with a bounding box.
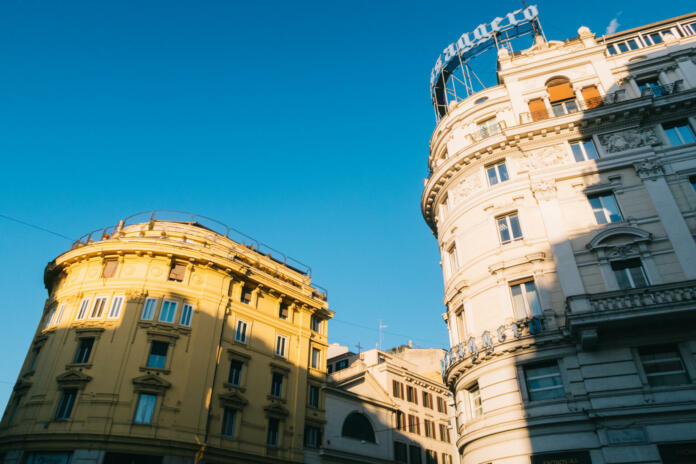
[108,296,124,319]
[409,445,423,464]
[74,338,94,364]
[528,98,548,121]
[275,335,287,358]
[447,244,459,274]
[335,359,349,371]
[394,442,408,463]
[396,411,407,431]
[309,385,320,408]
[222,408,236,437]
[134,393,157,424]
[439,423,451,442]
[43,305,57,329]
[342,412,375,442]
[311,348,321,369]
[570,139,599,161]
[467,383,482,418]
[327,364,333,373]
[547,77,577,116]
[690,175,696,192]
[76,298,90,320]
[102,260,118,278]
[310,315,321,333]
[147,341,168,369]
[168,263,186,282]
[426,450,438,464]
[525,362,565,401]
[663,121,696,146]
[241,285,252,304]
[28,347,41,372]
[510,280,542,319]
[424,419,435,438]
[406,385,418,404]
[279,303,289,320]
[55,389,77,420]
[228,360,242,386]
[581,85,602,109]
[422,391,433,409]
[271,372,283,398]
[437,396,447,413]
[477,117,499,139]
[141,298,158,321]
[608,38,641,55]
[54,304,65,326]
[486,160,509,186]
[158,300,177,323]
[393,380,404,399]
[637,77,663,96]
[408,414,420,434]
[235,320,248,343]
[89,297,108,318]
[639,345,690,387]
[267,418,280,446]
[496,212,523,244]
[443,454,453,464]
[588,192,622,224]
[611,258,649,289]
[6,395,21,425]
[551,99,578,116]
[179,303,193,326]
[304,425,321,448]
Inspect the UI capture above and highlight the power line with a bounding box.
[0,214,74,241]
[330,318,445,347]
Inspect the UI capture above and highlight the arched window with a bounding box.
[546,76,578,116]
[341,412,375,442]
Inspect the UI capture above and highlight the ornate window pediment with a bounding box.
[264,402,289,418]
[587,226,652,258]
[56,370,92,389]
[219,391,248,409]
[132,374,171,393]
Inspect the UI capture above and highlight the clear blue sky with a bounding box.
[1,1,693,410]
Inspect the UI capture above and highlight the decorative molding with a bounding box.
[633,158,665,180]
[587,226,653,252]
[520,145,569,171]
[132,374,171,393]
[454,175,482,202]
[597,127,660,153]
[531,180,558,201]
[264,402,289,418]
[56,370,93,390]
[219,391,249,409]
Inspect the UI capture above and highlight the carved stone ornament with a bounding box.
[521,145,569,171]
[454,175,482,201]
[531,180,557,201]
[606,244,638,258]
[633,158,664,180]
[598,128,660,153]
[132,374,172,393]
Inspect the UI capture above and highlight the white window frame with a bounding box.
[141,298,158,321]
[485,160,509,186]
[44,305,58,329]
[275,335,288,358]
[477,116,499,139]
[108,296,124,319]
[89,296,109,319]
[447,243,460,275]
[611,258,650,289]
[524,361,565,401]
[569,138,599,162]
[235,319,249,344]
[159,299,178,323]
[180,303,193,326]
[467,383,482,418]
[54,304,66,326]
[509,279,543,319]
[496,212,523,244]
[311,347,321,369]
[588,192,623,224]
[76,298,91,320]
[662,120,696,146]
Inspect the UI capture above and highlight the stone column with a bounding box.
[634,159,696,279]
[676,56,696,88]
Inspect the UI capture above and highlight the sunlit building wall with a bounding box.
[0,215,332,464]
[423,13,696,464]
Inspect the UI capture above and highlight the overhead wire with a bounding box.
[0,213,74,241]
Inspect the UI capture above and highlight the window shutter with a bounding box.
[528,99,548,121]
[103,260,118,278]
[548,82,574,102]
[582,85,602,108]
[169,263,186,281]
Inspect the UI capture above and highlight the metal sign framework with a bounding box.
[430,5,544,120]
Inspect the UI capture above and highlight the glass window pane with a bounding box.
[649,33,662,44]
[497,218,511,243]
[571,143,585,162]
[589,196,607,223]
[665,127,683,146]
[677,124,696,144]
[487,166,498,185]
[509,214,522,240]
[524,282,542,316]
[134,394,156,424]
[510,285,527,319]
[627,39,639,50]
[628,265,649,287]
[601,194,622,222]
[583,140,599,159]
[614,269,633,289]
[497,163,509,182]
[618,42,629,52]
[565,100,578,113]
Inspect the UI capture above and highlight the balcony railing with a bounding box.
[568,280,696,314]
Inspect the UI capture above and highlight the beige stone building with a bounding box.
[304,345,457,464]
[0,213,332,464]
[423,11,696,464]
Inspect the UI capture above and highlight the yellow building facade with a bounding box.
[0,214,332,464]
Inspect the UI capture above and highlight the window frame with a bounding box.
[267,417,280,447]
[569,138,599,162]
[270,372,284,398]
[55,389,78,421]
[523,361,566,402]
[89,296,109,319]
[308,384,320,409]
[141,298,158,321]
[304,424,322,448]
[221,407,237,437]
[637,344,691,387]
[509,279,543,319]
[74,337,95,365]
[467,383,482,418]
[75,298,91,321]
[496,211,523,244]
[133,393,157,425]
[662,120,696,146]
[588,191,623,224]
[158,299,178,323]
[611,258,650,289]
[179,303,193,326]
[107,296,124,319]
[228,359,243,386]
[311,347,321,369]
[485,160,509,186]
[146,341,169,369]
[235,319,249,344]
[275,335,288,358]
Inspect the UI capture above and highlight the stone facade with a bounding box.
[423,13,696,464]
[0,215,332,463]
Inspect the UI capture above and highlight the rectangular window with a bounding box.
[424,419,433,438]
[168,263,186,282]
[108,296,124,319]
[310,315,321,333]
[141,298,158,321]
[89,297,108,319]
[486,160,509,186]
[447,244,459,274]
[102,260,118,278]
[409,445,423,464]
[394,442,408,463]
[588,192,623,224]
[393,380,404,399]
[639,345,690,387]
[271,372,283,398]
[43,305,57,329]
[422,391,433,409]
[468,383,483,418]
[335,359,348,371]
[437,396,447,413]
[74,338,94,364]
[55,389,77,420]
[311,348,321,369]
[528,98,548,121]
[241,285,252,304]
[147,341,168,369]
[477,117,499,139]
[235,320,248,343]
[267,418,279,446]
[496,212,523,244]
[179,303,193,326]
[611,258,649,289]
[396,411,407,431]
[408,414,420,434]
[134,393,157,424]
[28,347,41,372]
[570,139,599,161]
[279,303,289,320]
[228,360,242,386]
[439,423,448,442]
[7,395,21,425]
[551,99,578,116]
[637,77,663,96]
[510,280,542,319]
[275,335,287,358]
[406,386,418,404]
[309,385,320,408]
[426,450,438,464]
[54,304,65,326]
[222,408,236,437]
[525,362,565,401]
[76,298,90,320]
[663,121,696,146]
[159,300,177,323]
[304,425,321,448]
[443,454,453,464]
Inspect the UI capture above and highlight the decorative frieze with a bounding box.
[633,158,664,180]
[520,145,569,171]
[598,128,660,153]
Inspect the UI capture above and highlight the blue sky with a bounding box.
[1,0,693,411]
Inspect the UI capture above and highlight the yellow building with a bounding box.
[0,212,332,464]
